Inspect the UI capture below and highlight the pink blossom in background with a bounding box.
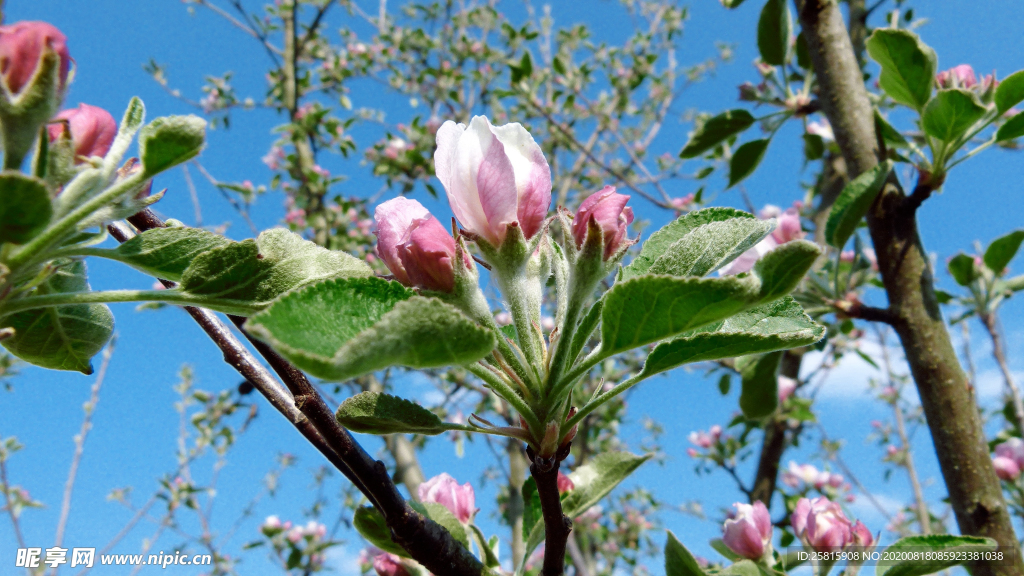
[792,496,854,552]
[993,456,1020,481]
[778,376,798,402]
[807,117,834,141]
[557,471,575,493]
[418,472,476,524]
[572,185,634,259]
[721,501,772,560]
[936,64,977,89]
[372,552,411,576]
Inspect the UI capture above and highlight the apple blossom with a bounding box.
[778,376,798,402]
[936,64,977,89]
[721,501,772,560]
[792,496,853,552]
[373,552,412,576]
[851,520,875,548]
[433,115,551,245]
[374,196,466,293]
[995,438,1024,469]
[0,21,71,95]
[806,118,834,142]
[418,472,475,524]
[48,103,116,163]
[993,456,1020,481]
[572,186,635,259]
[557,471,575,494]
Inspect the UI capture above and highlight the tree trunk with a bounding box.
[793,1,1021,573]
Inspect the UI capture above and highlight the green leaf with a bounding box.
[99,227,232,282]
[104,97,146,170]
[720,0,746,7]
[411,501,470,550]
[795,32,811,70]
[866,29,937,111]
[728,139,770,187]
[644,217,775,278]
[718,373,731,395]
[679,110,756,159]
[984,230,1024,274]
[921,89,986,143]
[803,133,824,161]
[246,277,496,381]
[875,535,997,576]
[469,525,501,569]
[757,0,790,66]
[996,111,1024,142]
[665,531,707,576]
[710,538,742,561]
[947,253,978,286]
[178,228,372,310]
[995,69,1024,114]
[875,110,910,148]
[521,477,542,544]
[353,506,409,557]
[638,297,823,378]
[0,172,51,244]
[138,115,207,175]
[2,260,113,374]
[825,160,893,248]
[1002,274,1024,293]
[602,241,820,356]
[336,391,465,435]
[624,208,758,280]
[719,560,760,576]
[522,452,651,569]
[568,300,602,365]
[737,351,783,418]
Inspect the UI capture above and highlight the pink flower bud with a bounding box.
[772,207,804,244]
[0,21,71,95]
[993,455,1021,481]
[418,473,475,524]
[48,104,117,163]
[995,438,1024,469]
[434,116,551,245]
[778,376,798,402]
[686,447,699,458]
[937,64,977,89]
[287,527,304,543]
[572,185,634,259]
[851,520,875,548]
[792,496,853,552]
[263,515,282,530]
[722,501,772,560]
[373,553,411,576]
[374,197,465,292]
[557,471,575,493]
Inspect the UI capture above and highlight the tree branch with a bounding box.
[112,210,485,576]
[794,1,1021,572]
[529,445,572,576]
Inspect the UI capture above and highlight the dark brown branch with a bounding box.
[794,1,1022,573]
[529,445,572,576]
[114,210,484,576]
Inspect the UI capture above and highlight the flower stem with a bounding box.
[0,288,260,317]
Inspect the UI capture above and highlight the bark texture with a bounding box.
[793,2,1021,573]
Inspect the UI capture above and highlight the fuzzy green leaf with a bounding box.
[866,29,937,111]
[104,97,146,170]
[666,531,707,576]
[875,535,997,576]
[995,69,1024,114]
[353,506,409,557]
[728,139,770,188]
[757,0,789,66]
[679,110,755,159]
[996,111,1024,142]
[921,89,986,143]
[825,160,893,248]
[644,217,775,278]
[1,260,112,374]
[138,115,207,175]
[603,241,819,356]
[336,391,463,435]
[947,253,978,286]
[624,208,757,280]
[875,110,910,148]
[412,501,470,549]
[246,277,496,381]
[984,230,1024,275]
[0,172,51,244]
[639,297,823,378]
[737,351,783,418]
[178,228,372,310]
[101,226,232,282]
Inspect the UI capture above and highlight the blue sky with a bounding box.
[1,1,1024,574]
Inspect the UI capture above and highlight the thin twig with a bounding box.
[0,446,25,549]
[181,163,203,227]
[52,341,115,575]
